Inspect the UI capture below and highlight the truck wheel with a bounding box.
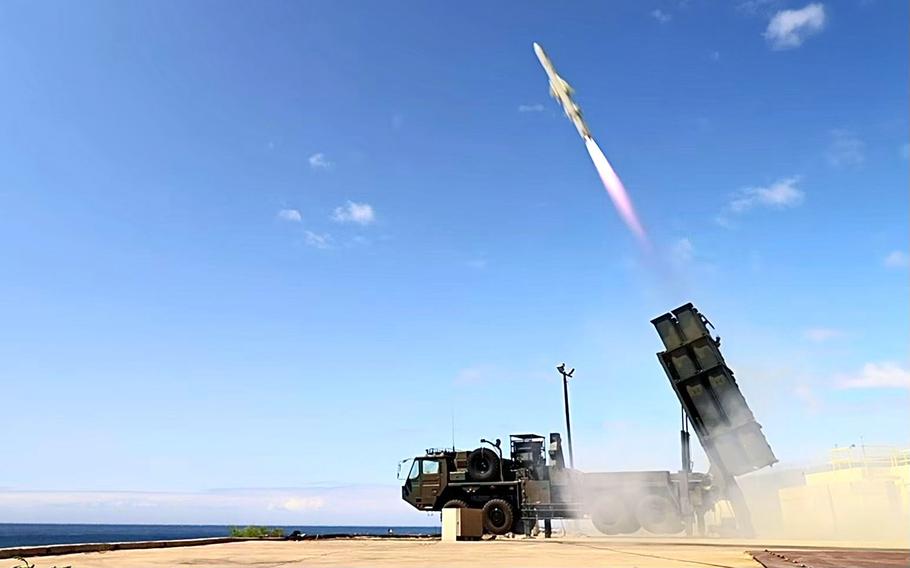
[634,494,683,534]
[467,448,500,482]
[482,499,514,535]
[590,494,640,535]
[442,499,468,509]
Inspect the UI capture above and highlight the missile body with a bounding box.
[533,42,592,140]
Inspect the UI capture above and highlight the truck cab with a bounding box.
[400,438,553,535]
[401,456,446,511]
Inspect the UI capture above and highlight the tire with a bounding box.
[442,499,468,509]
[590,494,640,535]
[482,498,514,535]
[634,494,683,535]
[467,448,500,482]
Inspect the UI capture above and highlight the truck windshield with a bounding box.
[407,460,420,480]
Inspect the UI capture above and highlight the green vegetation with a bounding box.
[229,526,284,538]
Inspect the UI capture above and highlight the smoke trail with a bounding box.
[584,138,649,247]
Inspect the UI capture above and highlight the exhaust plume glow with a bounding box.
[584,137,649,246]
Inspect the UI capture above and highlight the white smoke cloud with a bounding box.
[764,3,826,50]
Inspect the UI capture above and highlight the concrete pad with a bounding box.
[0,538,763,568]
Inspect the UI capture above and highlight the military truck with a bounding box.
[400,303,775,536]
[401,432,718,535]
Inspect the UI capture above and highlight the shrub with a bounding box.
[229,526,284,538]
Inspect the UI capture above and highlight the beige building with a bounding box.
[777,446,909,541]
[734,445,909,542]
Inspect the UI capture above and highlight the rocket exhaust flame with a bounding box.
[584,137,649,246]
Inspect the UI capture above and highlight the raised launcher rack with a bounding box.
[651,303,777,478]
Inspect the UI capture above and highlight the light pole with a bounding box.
[556,363,575,469]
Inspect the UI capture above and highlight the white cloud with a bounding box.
[826,129,865,167]
[838,361,910,390]
[651,9,672,23]
[710,50,721,61]
[308,152,333,170]
[0,486,426,525]
[665,236,718,275]
[793,384,821,414]
[270,497,326,512]
[332,201,376,225]
[671,237,695,264]
[466,258,488,269]
[304,231,332,249]
[453,364,549,386]
[277,209,302,223]
[721,176,805,224]
[803,327,844,343]
[454,365,492,385]
[518,104,545,113]
[764,3,826,50]
[737,0,777,16]
[883,250,909,268]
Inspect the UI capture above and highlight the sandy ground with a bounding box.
[0,538,797,568]
[6,537,908,568]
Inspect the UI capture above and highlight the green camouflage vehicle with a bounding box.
[401,432,716,536]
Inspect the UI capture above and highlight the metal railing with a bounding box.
[828,445,910,470]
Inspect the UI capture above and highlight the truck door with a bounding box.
[417,459,442,508]
[401,459,421,508]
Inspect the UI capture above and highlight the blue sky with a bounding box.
[0,1,907,524]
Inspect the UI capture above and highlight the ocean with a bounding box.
[0,524,440,548]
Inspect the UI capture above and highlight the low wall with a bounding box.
[0,537,246,559]
[0,534,438,559]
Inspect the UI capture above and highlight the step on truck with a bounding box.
[400,303,776,536]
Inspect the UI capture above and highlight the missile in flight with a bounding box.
[533,42,592,140]
[532,42,649,246]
